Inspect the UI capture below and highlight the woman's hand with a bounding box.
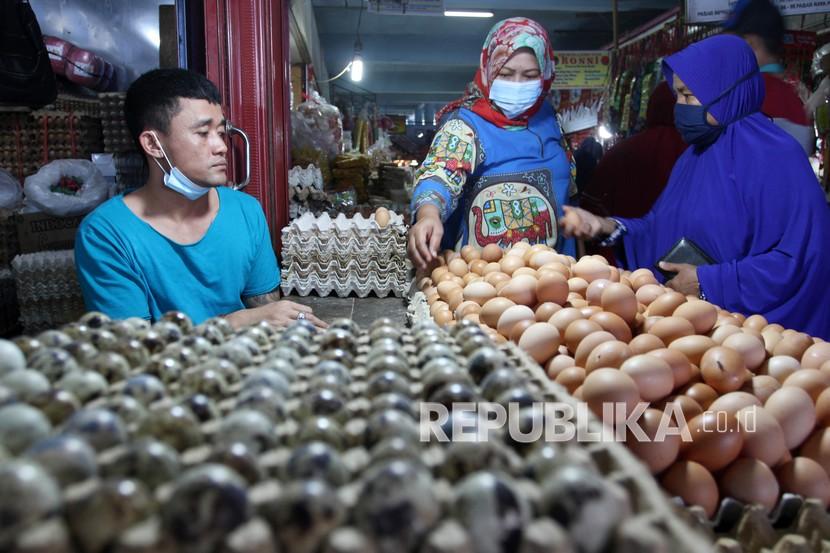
[559,206,617,240]
[408,205,444,271]
[660,262,700,296]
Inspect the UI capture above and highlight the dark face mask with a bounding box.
[674,104,723,148]
[673,69,759,149]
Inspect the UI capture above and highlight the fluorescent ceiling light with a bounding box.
[444,10,493,18]
[350,56,364,82]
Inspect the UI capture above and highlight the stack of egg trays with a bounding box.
[11,249,85,334]
[99,93,137,154]
[0,108,39,178]
[30,111,104,162]
[501,341,715,552]
[0,266,20,337]
[280,211,412,298]
[676,492,830,551]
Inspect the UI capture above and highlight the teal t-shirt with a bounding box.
[74,187,280,324]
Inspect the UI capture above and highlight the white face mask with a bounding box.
[150,132,211,201]
[489,78,543,119]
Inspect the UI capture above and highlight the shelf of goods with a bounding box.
[0,303,716,553]
[413,241,830,552]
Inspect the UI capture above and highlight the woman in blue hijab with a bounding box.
[562,35,830,339]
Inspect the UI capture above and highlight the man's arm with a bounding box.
[243,288,282,308]
[224,288,327,329]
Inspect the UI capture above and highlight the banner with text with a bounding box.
[686,0,830,23]
[551,51,611,90]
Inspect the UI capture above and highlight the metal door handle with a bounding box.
[226,122,251,190]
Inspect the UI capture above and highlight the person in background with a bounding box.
[75,69,326,329]
[561,35,830,339]
[407,17,576,270]
[580,82,688,263]
[724,0,815,153]
[573,136,604,195]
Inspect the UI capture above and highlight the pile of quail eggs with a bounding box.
[0,312,693,553]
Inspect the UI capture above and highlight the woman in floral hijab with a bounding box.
[409,17,576,269]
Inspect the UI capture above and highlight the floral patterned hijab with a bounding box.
[437,17,556,128]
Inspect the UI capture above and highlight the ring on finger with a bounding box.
[297,312,306,320]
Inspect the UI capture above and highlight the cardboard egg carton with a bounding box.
[11,249,85,334]
[677,494,830,552]
[280,271,412,298]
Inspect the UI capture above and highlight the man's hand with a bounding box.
[559,206,616,240]
[660,262,700,296]
[226,300,328,329]
[408,205,444,271]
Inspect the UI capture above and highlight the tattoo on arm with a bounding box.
[243,288,281,308]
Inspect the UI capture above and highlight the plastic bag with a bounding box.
[23,159,109,216]
[0,168,23,210]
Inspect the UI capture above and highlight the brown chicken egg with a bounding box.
[765,355,801,383]
[719,458,780,514]
[459,244,480,262]
[462,273,481,286]
[669,335,717,366]
[499,255,525,276]
[581,368,641,423]
[448,258,469,277]
[741,375,781,404]
[431,266,449,282]
[647,291,687,317]
[479,297,516,329]
[573,331,616,366]
[635,284,666,306]
[700,346,748,394]
[512,267,538,279]
[464,313,481,324]
[567,277,589,297]
[620,355,674,402]
[437,280,461,301]
[536,272,569,305]
[661,461,719,518]
[555,366,586,394]
[469,259,489,275]
[571,257,611,283]
[648,348,693,389]
[673,301,718,335]
[549,308,586,335]
[735,405,788,467]
[629,334,666,355]
[650,317,696,346]
[496,305,536,337]
[537,261,571,278]
[815,388,830,427]
[430,300,450,317]
[802,342,830,369]
[722,333,766,372]
[546,354,576,379]
[434,309,454,326]
[715,313,743,328]
[481,243,503,262]
[497,274,537,307]
[463,281,498,306]
[589,311,633,343]
[681,410,743,471]
[447,290,465,311]
[661,395,704,423]
[776,457,830,508]
[563,319,603,352]
[709,392,761,415]
[535,302,562,322]
[800,428,830,475]
[710,324,742,345]
[585,279,612,306]
[528,250,561,270]
[773,332,813,360]
[761,328,783,355]
[585,341,633,373]
[743,314,769,332]
[567,297,589,308]
[627,408,681,474]
[683,383,719,410]
[509,319,536,343]
[783,369,830,402]
[454,301,482,321]
[601,283,638,325]
[483,262,503,276]
[765,387,816,450]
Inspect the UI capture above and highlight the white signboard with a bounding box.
[686,0,830,23]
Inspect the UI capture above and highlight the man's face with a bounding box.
[154,98,228,187]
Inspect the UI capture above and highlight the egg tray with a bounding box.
[282,237,408,259]
[280,273,412,298]
[2,314,710,553]
[280,258,411,278]
[281,211,408,238]
[673,494,830,552]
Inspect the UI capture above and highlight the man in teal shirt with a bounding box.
[75,69,325,328]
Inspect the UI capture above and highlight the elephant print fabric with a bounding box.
[466,170,558,249]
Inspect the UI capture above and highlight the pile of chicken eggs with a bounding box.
[417,242,830,518]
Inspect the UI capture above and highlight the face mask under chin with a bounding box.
[150,132,211,201]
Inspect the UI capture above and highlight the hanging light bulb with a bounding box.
[350,38,364,82]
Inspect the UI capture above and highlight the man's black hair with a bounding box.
[124,68,222,152]
[724,0,785,59]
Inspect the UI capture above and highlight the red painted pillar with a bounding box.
[203,0,291,254]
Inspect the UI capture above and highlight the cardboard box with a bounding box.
[15,212,84,254]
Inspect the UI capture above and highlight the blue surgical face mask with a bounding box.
[674,104,723,148]
[489,78,543,119]
[150,132,211,200]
